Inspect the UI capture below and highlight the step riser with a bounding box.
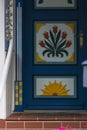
[0,120,87,128]
[1,111,87,129]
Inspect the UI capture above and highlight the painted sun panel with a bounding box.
[34,21,77,64]
[34,76,77,98]
[34,0,77,9]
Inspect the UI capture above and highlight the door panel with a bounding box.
[18,0,87,111]
[34,0,77,9]
[34,21,77,64]
[34,76,77,99]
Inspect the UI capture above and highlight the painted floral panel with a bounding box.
[34,21,77,64]
[34,0,77,9]
[34,76,77,98]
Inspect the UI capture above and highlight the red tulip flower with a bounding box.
[39,40,45,47]
[66,40,72,47]
[53,25,58,34]
[62,31,67,39]
[43,32,49,39]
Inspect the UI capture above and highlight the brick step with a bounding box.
[0,111,87,129]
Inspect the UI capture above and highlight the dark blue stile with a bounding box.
[15,0,87,111]
[14,106,24,112]
[16,0,23,6]
[14,0,24,111]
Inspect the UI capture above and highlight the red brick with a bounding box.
[20,116,37,121]
[7,121,24,128]
[44,122,61,128]
[6,117,19,121]
[25,122,42,128]
[75,116,87,121]
[56,117,75,121]
[7,113,22,121]
[38,117,57,121]
[0,120,5,128]
[81,121,87,128]
[62,121,80,128]
[7,112,22,117]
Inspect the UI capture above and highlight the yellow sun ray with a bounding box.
[41,80,70,96]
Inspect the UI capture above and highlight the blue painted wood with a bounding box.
[17,3,22,81]
[15,0,87,111]
[16,0,23,6]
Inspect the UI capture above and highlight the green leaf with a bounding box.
[67,0,72,4]
[43,49,52,56]
[56,30,61,44]
[57,40,66,50]
[50,30,55,44]
[47,52,54,57]
[44,40,54,51]
[38,0,43,4]
[59,49,68,56]
[56,52,64,57]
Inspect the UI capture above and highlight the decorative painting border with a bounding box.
[33,75,77,99]
[33,0,78,10]
[33,20,77,65]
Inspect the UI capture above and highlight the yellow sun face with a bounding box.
[41,80,70,96]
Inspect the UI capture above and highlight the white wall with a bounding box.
[0,0,15,119]
[6,51,15,118]
[0,0,6,119]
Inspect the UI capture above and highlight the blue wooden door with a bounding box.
[15,0,87,111]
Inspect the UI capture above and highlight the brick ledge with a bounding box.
[7,111,87,121]
[0,111,87,128]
